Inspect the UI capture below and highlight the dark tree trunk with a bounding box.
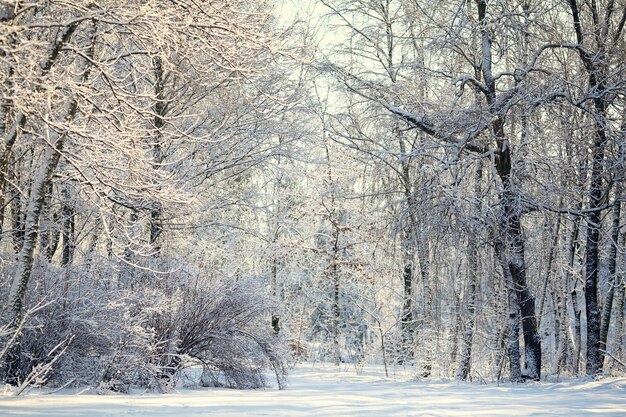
[61,185,75,267]
[456,236,478,380]
[39,182,54,261]
[332,269,340,366]
[84,224,100,273]
[583,138,606,375]
[566,0,616,376]
[554,286,568,374]
[495,239,522,382]
[493,122,541,381]
[271,261,280,335]
[477,0,540,380]
[599,190,621,368]
[149,56,167,255]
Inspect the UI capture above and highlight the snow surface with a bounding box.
[2,365,626,416]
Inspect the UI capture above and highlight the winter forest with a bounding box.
[1,0,626,400]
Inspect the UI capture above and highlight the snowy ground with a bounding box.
[2,364,626,416]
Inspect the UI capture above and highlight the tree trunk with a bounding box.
[119,210,139,289]
[0,113,26,242]
[564,213,583,374]
[332,268,340,366]
[84,224,100,274]
[607,225,626,371]
[400,232,415,362]
[496,240,522,382]
[61,184,75,267]
[271,260,280,335]
[493,138,541,381]
[417,238,433,377]
[456,160,483,381]
[599,189,621,369]
[398,132,416,363]
[39,182,54,261]
[566,0,613,376]
[554,284,569,374]
[4,19,87,382]
[331,229,341,366]
[537,214,561,331]
[456,237,478,381]
[477,0,541,380]
[583,139,606,375]
[8,162,24,252]
[149,56,167,254]
[5,138,65,384]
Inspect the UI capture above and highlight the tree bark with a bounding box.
[39,182,54,261]
[397,131,417,364]
[271,260,280,335]
[563,211,584,374]
[599,188,621,368]
[400,230,415,362]
[8,161,24,252]
[491,85,542,383]
[456,160,483,381]
[537,214,561,331]
[607,231,625,370]
[331,225,341,366]
[418,235,432,377]
[60,184,75,267]
[583,137,606,375]
[495,240,522,382]
[149,56,167,254]
[5,138,65,384]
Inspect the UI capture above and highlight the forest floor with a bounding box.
[1,364,626,416]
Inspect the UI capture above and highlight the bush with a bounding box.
[1,261,288,392]
[155,277,288,389]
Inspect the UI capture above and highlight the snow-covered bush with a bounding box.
[158,277,288,390]
[0,259,288,392]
